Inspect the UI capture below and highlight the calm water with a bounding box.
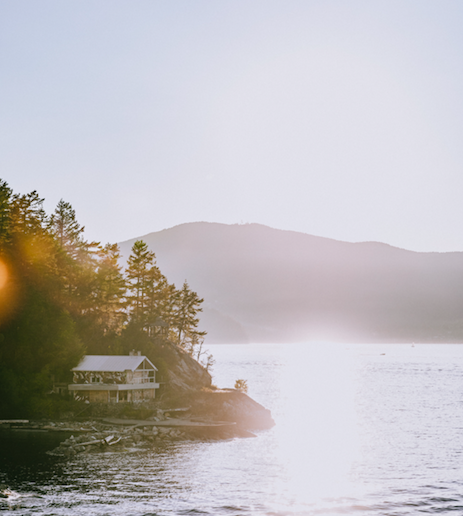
[2,342,463,515]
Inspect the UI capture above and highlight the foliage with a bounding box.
[0,231,84,416]
[0,179,210,416]
[126,240,157,325]
[95,243,127,332]
[174,281,206,347]
[183,333,215,371]
[234,379,248,393]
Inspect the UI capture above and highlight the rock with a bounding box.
[186,390,275,431]
[155,341,212,394]
[66,447,76,456]
[0,484,10,498]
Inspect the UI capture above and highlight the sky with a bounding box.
[1,1,463,252]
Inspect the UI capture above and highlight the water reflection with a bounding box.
[206,343,366,513]
[271,344,361,504]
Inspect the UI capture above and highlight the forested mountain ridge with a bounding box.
[119,222,463,343]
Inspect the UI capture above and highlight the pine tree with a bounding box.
[95,243,127,333]
[126,240,156,326]
[7,190,58,294]
[48,199,100,314]
[10,190,47,237]
[49,200,86,259]
[154,277,178,337]
[174,281,206,347]
[0,180,12,244]
[144,266,165,331]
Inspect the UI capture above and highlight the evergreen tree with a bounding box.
[146,277,176,339]
[0,180,12,244]
[94,243,127,333]
[125,240,156,326]
[173,281,206,347]
[49,200,86,258]
[49,200,100,315]
[10,190,47,237]
[8,190,59,296]
[144,270,170,332]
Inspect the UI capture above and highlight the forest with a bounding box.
[0,180,208,417]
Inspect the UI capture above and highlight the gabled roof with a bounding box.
[72,355,157,372]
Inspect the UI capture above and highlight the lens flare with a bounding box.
[0,257,19,325]
[0,259,8,290]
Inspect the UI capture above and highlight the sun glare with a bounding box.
[0,258,17,324]
[0,259,8,290]
[271,343,364,507]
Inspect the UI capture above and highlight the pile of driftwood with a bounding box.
[52,433,126,456]
[47,424,196,457]
[78,434,122,448]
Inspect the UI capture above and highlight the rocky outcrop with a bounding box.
[177,389,275,431]
[148,339,212,395]
[165,347,212,393]
[152,343,273,431]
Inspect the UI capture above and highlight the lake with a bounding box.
[2,342,463,515]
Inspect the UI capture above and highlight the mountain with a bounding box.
[118,222,463,343]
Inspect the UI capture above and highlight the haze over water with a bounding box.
[2,342,463,515]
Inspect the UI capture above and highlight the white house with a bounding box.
[68,351,160,403]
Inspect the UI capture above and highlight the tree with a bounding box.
[49,200,86,259]
[94,243,127,333]
[10,190,47,237]
[48,200,100,315]
[183,331,215,371]
[153,277,177,332]
[7,190,59,298]
[234,379,248,393]
[125,240,156,326]
[0,180,12,244]
[173,281,206,347]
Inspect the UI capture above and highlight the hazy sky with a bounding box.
[2,1,463,252]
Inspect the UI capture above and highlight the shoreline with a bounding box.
[0,389,275,457]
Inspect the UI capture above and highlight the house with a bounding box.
[68,351,160,403]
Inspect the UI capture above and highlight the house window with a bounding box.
[91,376,101,383]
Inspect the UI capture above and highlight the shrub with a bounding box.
[234,379,248,393]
